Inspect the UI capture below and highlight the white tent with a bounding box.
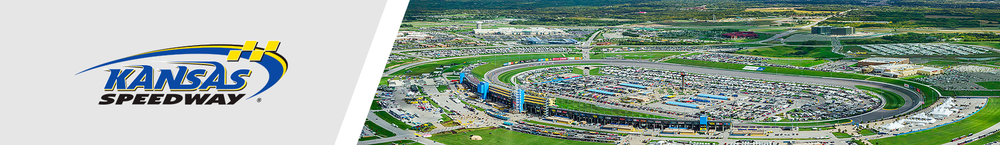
[881,122,905,130]
[930,97,956,119]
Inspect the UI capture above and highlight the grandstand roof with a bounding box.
[665,101,701,109]
[619,83,647,89]
[587,89,616,95]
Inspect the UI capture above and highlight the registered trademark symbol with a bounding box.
[257,97,262,103]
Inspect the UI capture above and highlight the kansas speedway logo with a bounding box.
[76,41,288,105]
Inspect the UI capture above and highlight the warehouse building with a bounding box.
[917,67,943,75]
[811,26,854,35]
[858,57,910,67]
[831,27,855,35]
[863,64,942,78]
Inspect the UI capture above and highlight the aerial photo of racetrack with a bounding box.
[359,0,1000,145]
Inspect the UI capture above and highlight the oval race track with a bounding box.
[483,59,924,125]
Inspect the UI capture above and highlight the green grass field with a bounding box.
[975,82,1000,89]
[832,132,852,138]
[379,77,390,85]
[765,59,829,67]
[555,98,673,119]
[866,77,939,110]
[591,52,684,60]
[437,85,449,93]
[856,85,905,110]
[497,63,605,85]
[362,120,397,141]
[428,128,611,145]
[589,67,605,76]
[871,98,1000,145]
[374,111,413,130]
[571,67,585,74]
[858,129,878,136]
[924,61,961,67]
[902,75,926,80]
[371,100,382,110]
[737,46,844,58]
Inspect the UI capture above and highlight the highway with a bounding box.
[745,10,839,44]
[482,60,923,125]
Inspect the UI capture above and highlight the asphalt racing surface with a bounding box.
[484,60,923,125]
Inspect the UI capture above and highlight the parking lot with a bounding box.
[914,65,1000,90]
[676,53,840,72]
[394,31,484,50]
[859,43,992,56]
[516,65,879,122]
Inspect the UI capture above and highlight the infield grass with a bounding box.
[856,85,905,110]
[765,59,829,67]
[591,52,684,60]
[975,82,1000,89]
